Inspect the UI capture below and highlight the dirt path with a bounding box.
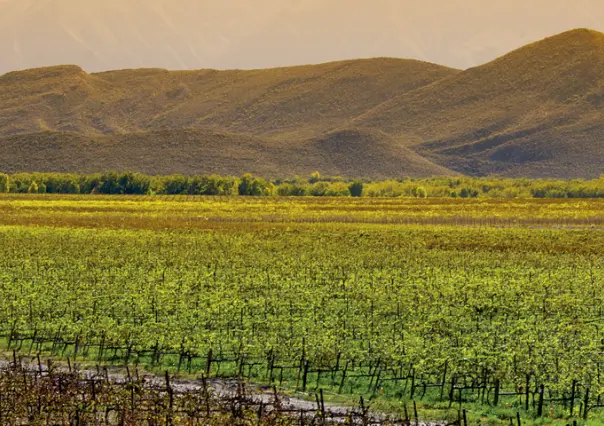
[2,356,438,425]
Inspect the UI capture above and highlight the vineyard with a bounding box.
[1,355,393,425]
[0,195,603,424]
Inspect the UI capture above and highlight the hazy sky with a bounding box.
[1,0,604,73]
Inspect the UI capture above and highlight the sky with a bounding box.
[1,0,604,74]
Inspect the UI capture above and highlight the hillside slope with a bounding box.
[2,29,604,178]
[0,129,454,178]
[355,29,604,177]
[0,58,458,139]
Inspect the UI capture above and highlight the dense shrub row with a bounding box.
[1,171,604,198]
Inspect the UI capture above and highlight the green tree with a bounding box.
[0,173,9,193]
[188,176,208,195]
[161,175,189,195]
[238,174,268,196]
[99,172,122,194]
[59,179,81,194]
[80,174,102,194]
[348,181,364,197]
[277,184,307,196]
[209,176,237,195]
[27,181,39,194]
[44,175,80,194]
[264,182,276,196]
[459,187,478,198]
[310,182,329,196]
[326,182,351,196]
[415,186,428,198]
[118,172,152,194]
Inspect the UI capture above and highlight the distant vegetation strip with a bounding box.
[1,171,604,198]
[1,196,603,231]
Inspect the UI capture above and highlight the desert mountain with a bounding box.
[355,29,604,177]
[0,57,457,139]
[1,29,604,178]
[0,58,459,178]
[0,128,453,179]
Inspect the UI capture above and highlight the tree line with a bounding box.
[1,171,604,198]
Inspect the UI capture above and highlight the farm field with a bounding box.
[0,194,603,424]
[1,194,604,229]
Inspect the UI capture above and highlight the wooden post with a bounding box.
[205,348,213,377]
[449,374,456,408]
[410,369,416,399]
[440,361,448,401]
[583,388,590,420]
[372,368,382,397]
[413,400,419,426]
[360,396,368,426]
[238,354,245,378]
[331,353,341,387]
[91,379,96,402]
[494,378,500,407]
[302,360,310,392]
[166,371,174,426]
[525,374,530,411]
[570,380,577,417]
[320,389,326,425]
[338,361,348,394]
[537,384,545,417]
[98,333,105,363]
[296,356,304,390]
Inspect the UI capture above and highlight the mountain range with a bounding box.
[1,28,604,178]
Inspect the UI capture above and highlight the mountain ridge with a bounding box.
[353,28,604,177]
[0,57,459,138]
[1,28,604,179]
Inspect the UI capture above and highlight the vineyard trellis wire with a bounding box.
[3,333,604,421]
